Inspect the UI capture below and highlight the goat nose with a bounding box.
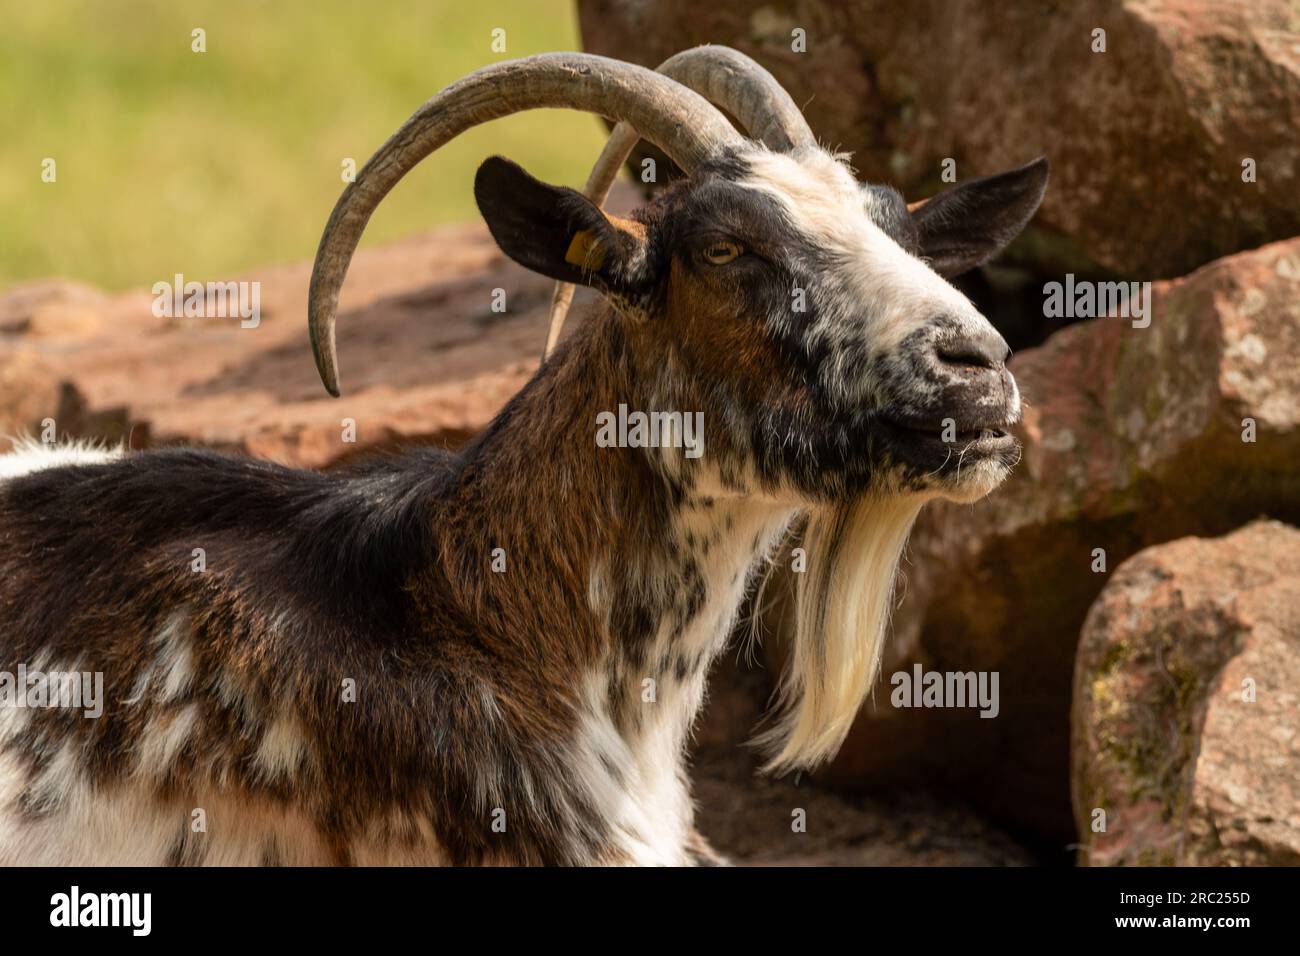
[934,325,1010,371]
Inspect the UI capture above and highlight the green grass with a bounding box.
[0,0,609,291]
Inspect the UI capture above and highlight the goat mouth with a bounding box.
[879,414,1018,462]
[895,420,1011,444]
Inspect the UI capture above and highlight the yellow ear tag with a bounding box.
[564,229,606,271]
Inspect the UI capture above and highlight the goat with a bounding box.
[0,49,1046,865]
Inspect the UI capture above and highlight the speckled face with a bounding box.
[477,146,1046,504]
[636,147,1024,504]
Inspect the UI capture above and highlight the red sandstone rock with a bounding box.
[1072,520,1300,866]
[578,0,1300,279]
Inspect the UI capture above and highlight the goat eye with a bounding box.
[702,241,742,265]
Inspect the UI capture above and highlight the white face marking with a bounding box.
[738,150,1004,408]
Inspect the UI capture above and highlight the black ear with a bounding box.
[474,156,649,293]
[911,157,1049,277]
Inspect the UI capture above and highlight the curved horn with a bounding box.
[309,52,745,396]
[544,45,815,357]
[650,45,815,153]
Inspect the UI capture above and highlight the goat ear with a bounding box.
[911,157,1049,277]
[474,156,649,294]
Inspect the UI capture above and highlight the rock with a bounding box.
[0,283,150,450]
[1071,520,1300,866]
[0,355,148,454]
[577,0,1300,279]
[0,349,63,446]
[0,280,109,338]
[0,218,590,467]
[817,237,1300,846]
[0,183,646,466]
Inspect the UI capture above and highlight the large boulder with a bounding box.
[1071,521,1300,866]
[578,0,1300,279]
[0,222,571,466]
[817,237,1300,845]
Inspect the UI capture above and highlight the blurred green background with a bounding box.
[0,0,608,292]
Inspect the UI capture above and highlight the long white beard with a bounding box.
[757,494,923,772]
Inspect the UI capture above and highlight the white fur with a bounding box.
[582,486,796,864]
[0,750,340,865]
[0,609,440,865]
[0,436,120,480]
[759,494,923,770]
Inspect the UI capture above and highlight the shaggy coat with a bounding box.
[0,141,1045,865]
